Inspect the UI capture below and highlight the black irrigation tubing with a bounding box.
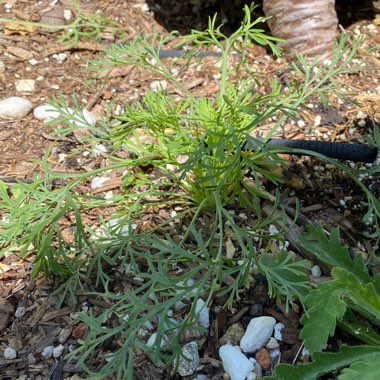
[243,138,379,163]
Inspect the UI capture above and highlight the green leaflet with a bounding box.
[339,353,380,380]
[300,267,380,353]
[264,345,380,380]
[258,251,311,307]
[299,224,371,285]
[298,224,380,353]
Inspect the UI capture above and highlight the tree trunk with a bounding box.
[263,0,338,61]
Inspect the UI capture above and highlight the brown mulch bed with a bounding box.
[0,1,379,379]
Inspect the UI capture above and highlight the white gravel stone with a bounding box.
[146,333,168,348]
[0,96,32,119]
[90,176,109,189]
[177,341,200,376]
[266,337,280,349]
[72,109,96,128]
[274,323,285,341]
[15,306,26,318]
[33,104,64,121]
[53,344,64,358]
[41,346,54,359]
[219,344,254,380]
[4,347,17,359]
[240,316,276,353]
[195,298,210,328]
[311,265,322,278]
[15,79,35,92]
[92,144,107,156]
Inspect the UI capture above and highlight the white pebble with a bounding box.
[28,58,39,65]
[240,316,276,353]
[53,53,68,62]
[53,344,64,358]
[269,347,281,358]
[266,337,280,349]
[15,79,35,92]
[41,346,54,359]
[0,96,32,119]
[268,224,279,235]
[297,120,305,128]
[4,347,17,359]
[146,333,168,348]
[64,9,73,20]
[15,306,26,318]
[195,298,210,328]
[274,323,285,341]
[150,80,168,91]
[219,344,254,380]
[177,341,200,376]
[356,110,367,119]
[339,199,346,207]
[90,176,108,189]
[311,265,322,278]
[313,115,321,126]
[72,109,96,128]
[33,104,65,121]
[92,144,107,156]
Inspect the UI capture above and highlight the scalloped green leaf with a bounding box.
[299,224,371,284]
[301,267,380,353]
[265,345,380,380]
[339,353,380,380]
[300,281,347,353]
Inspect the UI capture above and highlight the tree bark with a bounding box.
[263,0,338,61]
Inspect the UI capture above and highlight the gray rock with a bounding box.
[177,341,199,376]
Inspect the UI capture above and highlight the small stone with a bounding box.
[28,58,39,66]
[90,176,109,189]
[15,79,35,92]
[71,109,96,128]
[92,144,107,156]
[146,333,168,348]
[240,316,276,353]
[255,348,270,369]
[297,120,305,128]
[58,327,72,343]
[150,80,168,91]
[219,323,245,346]
[0,97,32,119]
[4,347,17,359]
[15,306,26,318]
[311,265,322,278]
[64,9,73,20]
[177,341,199,376]
[356,110,367,119]
[33,104,65,121]
[219,344,254,380]
[53,344,65,358]
[274,323,285,341]
[266,337,280,349]
[28,352,37,364]
[41,346,54,359]
[195,298,210,328]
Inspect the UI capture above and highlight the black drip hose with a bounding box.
[244,138,379,163]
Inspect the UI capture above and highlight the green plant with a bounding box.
[0,3,377,379]
[263,224,380,380]
[0,1,122,47]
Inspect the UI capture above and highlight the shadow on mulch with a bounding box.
[146,0,379,36]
